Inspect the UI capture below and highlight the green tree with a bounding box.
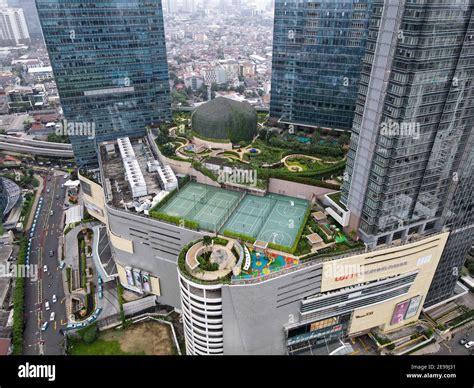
[161,144,175,157]
[203,235,212,248]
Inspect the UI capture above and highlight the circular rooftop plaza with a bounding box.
[191,97,257,143]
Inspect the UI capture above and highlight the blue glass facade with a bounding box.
[36,0,172,167]
[270,0,372,131]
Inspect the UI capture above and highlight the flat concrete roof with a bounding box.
[99,136,161,209]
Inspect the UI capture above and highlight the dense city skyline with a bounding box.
[0,0,471,383]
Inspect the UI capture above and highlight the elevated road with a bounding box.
[0,135,73,157]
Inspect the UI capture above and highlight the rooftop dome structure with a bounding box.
[0,177,21,216]
[191,97,257,143]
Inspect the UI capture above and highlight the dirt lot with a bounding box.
[101,320,176,355]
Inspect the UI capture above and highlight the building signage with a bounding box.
[125,266,134,287]
[132,269,142,291]
[390,300,410,325]
[142,272,151,293]
[404,295,422,320]
[84,201,104,217]
[335,261,409,282]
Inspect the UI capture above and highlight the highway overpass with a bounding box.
[0,135,74,158]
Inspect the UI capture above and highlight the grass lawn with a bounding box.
[69,320,176,356]
[69,338,144,355]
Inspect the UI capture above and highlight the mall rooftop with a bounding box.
[98,136,176,213]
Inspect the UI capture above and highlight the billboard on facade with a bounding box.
[404,295,422,320]
[125,266,134,287]
[390,299,410,325]
[133,268,142,291]
[142,272,151,293]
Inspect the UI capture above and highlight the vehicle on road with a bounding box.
[43,265,48,272]
[59,261,65,270]
[50,312,55,321]
[460,338,467,345]
[52,294,57,303]
[45,301,50,311]
[56,194,60,200]
[464,341,474,349]
[46,188,50,193]
[49,250,54,257]
[41,322,48,331]
[50,210,54,216]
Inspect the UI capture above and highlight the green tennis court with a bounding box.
[222,193,309,248]
[160,182,242,232]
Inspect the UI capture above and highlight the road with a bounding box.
[23,169,69,355]
[435,327,474,355]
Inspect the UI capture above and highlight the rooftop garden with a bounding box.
[327,191,347,210]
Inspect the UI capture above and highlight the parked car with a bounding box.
[41,322,48,331]
[44,301,50,311]
[52,294,57,303]
[464,341,474,349]
[43,265,48,273]
[59,261,66,270]
[49,312,55,321]
[49,250,54,257]
[459,338,467,345]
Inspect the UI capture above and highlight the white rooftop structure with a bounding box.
[157,164,178,192]
[65,205,82,226]
[117,137,148,198]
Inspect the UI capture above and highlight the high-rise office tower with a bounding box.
[0,5,30,44]
[340,0,474,305]
[270,0,373,131]
[36,0,172,167]
[8,0,43,40]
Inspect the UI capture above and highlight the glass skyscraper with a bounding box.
[340,0,473,305]
[36,0,172,167]
[270,0,373,131]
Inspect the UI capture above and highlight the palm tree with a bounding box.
[203,235,212,249]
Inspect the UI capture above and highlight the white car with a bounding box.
[49,312,55,322]
[52,294,57,303]
[464,341,474,349]
[43,265,48,273]
[41,322,48,331]
[45,301,50,311]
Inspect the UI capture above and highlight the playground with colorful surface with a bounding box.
[233,250,300,280]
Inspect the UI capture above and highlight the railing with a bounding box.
[231,229,447,285]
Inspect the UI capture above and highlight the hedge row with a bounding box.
[191,161,218,182]
[149,211,199,230]
[149,188,177,213]
[12,237,27,355]
[222,230,256,243]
